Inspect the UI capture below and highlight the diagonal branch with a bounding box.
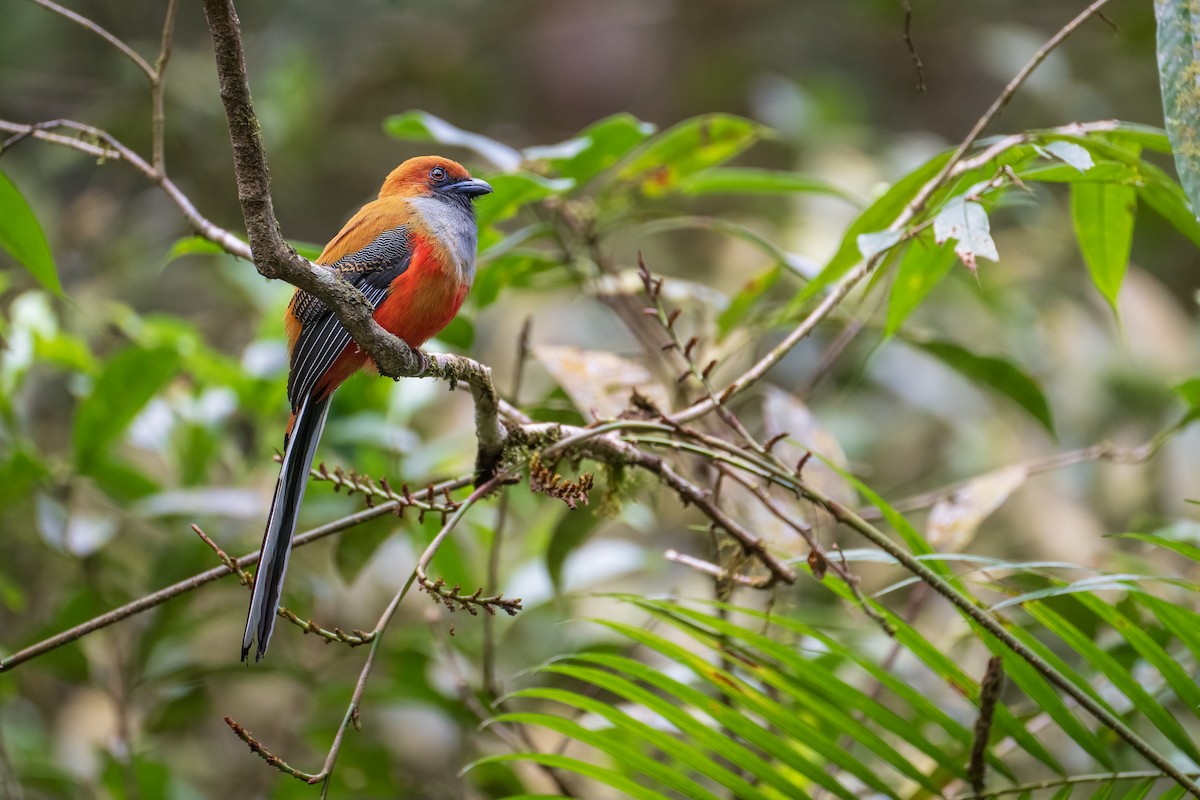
[0,475,470,672]
[670,0,1116,425]
[0,118,250,257]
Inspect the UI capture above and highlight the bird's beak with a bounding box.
[444,177,493,198]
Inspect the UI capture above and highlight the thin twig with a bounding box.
[0,118,250,256]
[225,717,321,783]
[192,524,374,647]
[956,771,1200,799]
[151,0,179,173]
[0,476,469,672]
[904,0,1114,220]
[671,1,1115,425]
[664,550,774,588]
[24,0,155,80]
[901,0,926,92]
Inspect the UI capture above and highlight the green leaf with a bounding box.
[594,619,893,799]
[72,345,179,472]
[884,234,958,336]
[785,150,953,316]
[567,649,850,799]
[1070,181,1136,312]
[476,172,573,228]
[1034,597,1200,763]
[618,114,762,196]
[637,601,959,790]
[1099,121,1174,154]
[533,113,656,184]
[161,236,227,265]
[383,110,521,171]
[491,711,725,800]
[913,339,1054,434]
[1155,0,1200,223]
[538,659,805,798]
[473,251,560,309]
[1111,531,1200,564]
[506,687,776,800]
[1018,160,1140,185]
[1074,594,1200,730]
[677,167,856,203]
[1172,377,1200,424]
[1138,162,1200,247]
[984,643,1116,770]
[699,599,1017,777]
[0,170,60,294]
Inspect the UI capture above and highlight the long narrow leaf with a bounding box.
[633,599,962,787]
[593,620,884,799]
[490,711,723,800]
[559,654,814,799]
[504,687,775,800]
[1026,601,1200,764]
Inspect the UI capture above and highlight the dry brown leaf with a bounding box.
[927,464,1028,552]
[532,345,671,421]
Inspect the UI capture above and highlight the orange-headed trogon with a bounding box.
[242,156,491,661]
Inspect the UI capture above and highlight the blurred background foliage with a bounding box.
[2,1,1200,798]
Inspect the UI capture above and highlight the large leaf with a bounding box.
[383,110,521,171]
[1155,0,1200,221]
[528,112,656,185]
[73,345,179,472]
[913,339,1055,434]
[677,167,856,203]
[1070,181,1136,312]
[475,171,573,228]
[618,114,762,196]
[1138,161,1200,248]
[0,169,60,294]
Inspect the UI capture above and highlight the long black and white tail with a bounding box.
[242,394,331,662]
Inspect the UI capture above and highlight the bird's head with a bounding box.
[378,156,492,205]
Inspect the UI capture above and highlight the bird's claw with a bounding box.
[413,349,430,375]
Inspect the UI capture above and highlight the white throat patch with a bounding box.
[409,196,479,285]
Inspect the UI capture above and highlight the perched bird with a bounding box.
[242,156,491,661]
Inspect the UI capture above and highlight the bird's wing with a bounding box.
[287,218,413,410]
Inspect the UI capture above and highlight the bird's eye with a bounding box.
[429,166,447,182]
